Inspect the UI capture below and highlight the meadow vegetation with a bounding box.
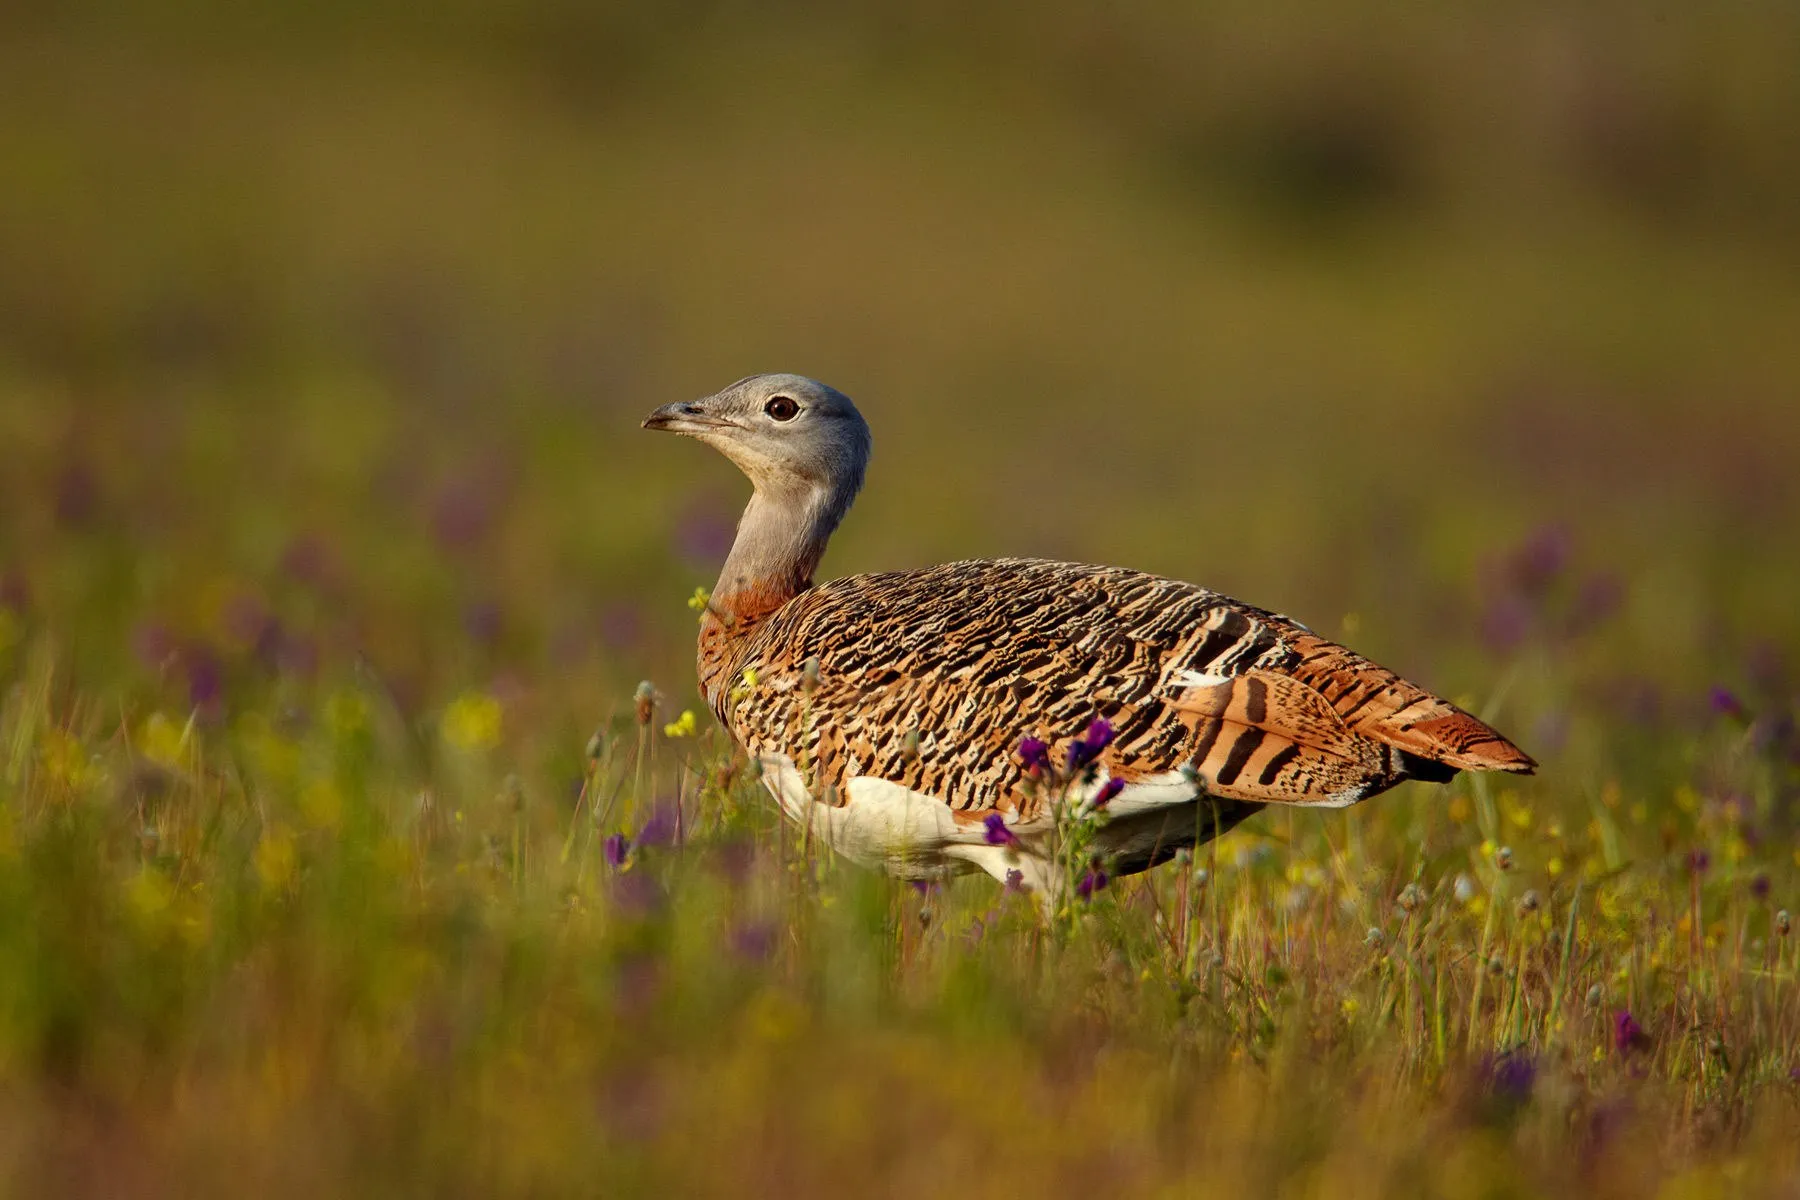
[2,3,1799,1194]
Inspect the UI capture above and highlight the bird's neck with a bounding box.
[698,479,853,705]
[714,482,845,617]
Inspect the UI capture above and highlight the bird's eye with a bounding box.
[764,395,799,422]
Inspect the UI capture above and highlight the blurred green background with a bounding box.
[5,0,1798,730]
[4,4,1800,1193]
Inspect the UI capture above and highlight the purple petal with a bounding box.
[1708,687,1747,720]
[1613,1010,1650,1055]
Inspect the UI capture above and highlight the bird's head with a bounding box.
[642,374,871,502]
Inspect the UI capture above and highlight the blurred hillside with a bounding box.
[2,0,1797,731]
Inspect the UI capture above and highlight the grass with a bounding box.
[1,580,1796,1194]
[3,3,1800,1194]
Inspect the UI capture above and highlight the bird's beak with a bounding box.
[642,400,734,435]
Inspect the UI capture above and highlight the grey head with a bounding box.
[643,375,873,604]
[642,374,872,504]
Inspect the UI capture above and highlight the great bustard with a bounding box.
[643,374,1534,899]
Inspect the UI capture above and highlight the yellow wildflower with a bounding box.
[663,709,698,739]
[138,712,191,771]
[239,713,299,784]
[124,867,175,930]
[326,690,370,739]
[39,728,105,794]
[255,826,298,892]
[300,778,344,831]
[687,587,711,614]
[442,690,502,752]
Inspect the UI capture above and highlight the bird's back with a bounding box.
[709,558,1532,819]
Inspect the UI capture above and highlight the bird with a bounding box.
[643,374,1534,903]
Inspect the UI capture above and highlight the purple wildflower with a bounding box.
[603,833,630,868]
[1066,719,1114,770]
[280,534,336,590]
[183,645,224,719]
[132,621,177,671]
[1614,1010,1651,1056]
[909,880,939,897]
[462,601,502,646]
[1709,687,1747,721]
[55,460,98,527]
[1567,572,1624,635]
[1751,873,1771,901]
[1003,869,1025,893]
[613,872,665,917]
[275,630,320,679]
[598,602,644,651]
[1094,777,1126,807]
[713,838,755,888]
[1018,737,1050,773]
[636,801,679,848]
[431,477,496,550]
[729,921,777,961]
[0,570,30,614]
[1686,848,1710,876]
[1507,524,1570,596]
[983,812,1019,847]
[675,498,736,568]
[1481,595,1531,654]
[1076,863,1109,900]
[1489,1053,1537,1104]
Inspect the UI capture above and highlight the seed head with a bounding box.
[1778,910,1792,937]
[634,681,656,726]
[900,727,921,762]
[1495,846,1514,871]
[800,656,821,695]
[1397,883,1426,913]
[1518,889,1541,915]
[1365,927,1385,949]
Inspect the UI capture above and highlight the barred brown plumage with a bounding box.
[644,374,1534,900]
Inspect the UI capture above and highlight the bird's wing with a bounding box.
[719,558,1531,817]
